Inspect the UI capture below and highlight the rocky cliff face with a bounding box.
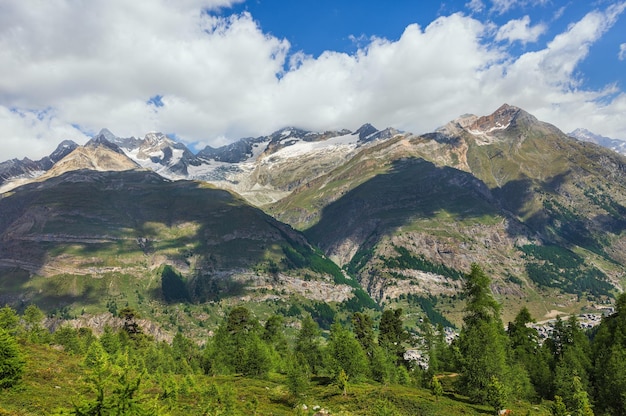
[2,104,626,325]
[270,105,626,316]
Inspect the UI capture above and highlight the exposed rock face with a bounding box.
[2,104,626,325]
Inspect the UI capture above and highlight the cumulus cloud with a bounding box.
[620,43,626,60]
[0,0,626,160]
[495,15,546,44]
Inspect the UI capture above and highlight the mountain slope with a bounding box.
[568,127,626,155]
[0,168,367,332]
[270,104,626,319]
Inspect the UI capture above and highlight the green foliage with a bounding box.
[383,246,464,281]
[0,306,19,336]
[457,264,510,404]
[346,245,376,276]
[591,292,626,415]
[521,244,612,297]
[327,322,370,381]
[294,315,324,375]
[341,288,380,312]
[304,302,336,330]
[370,345,399,385]
[378,308,410,367]
[430,376,443,401]
[405,294,454,328]
[372,398,402,416]
[0,329,25,388]
[22,304,48,344]
[351,312,375,356]
[552,396,568,416]
[53,325,84,355]
[570,376,594,416]
[203,306,272,378]
[486,376,507,415]
[285,353,310,402]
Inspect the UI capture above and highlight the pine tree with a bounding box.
[327,322,369,381]
[285,352,310,402]
[430,375,443,401]
[294,315,323,375]
[457,264,510,403]
[378,308,409,366]
[486,375,507,415]
[0,306,19,336]
[592,292,626,415]
[0,329,25,388]
[352,312,375,356]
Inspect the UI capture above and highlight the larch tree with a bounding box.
[456,264,510,404]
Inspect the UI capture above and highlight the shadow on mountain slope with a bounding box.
[0,169,306,308]
[304,158,502,258]
[305,156,626,270]
[492,170,626,257]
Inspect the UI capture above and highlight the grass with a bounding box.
[0,342,553,416]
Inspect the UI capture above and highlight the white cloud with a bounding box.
[620,43,626,60]
[466,0,486,14]
[1,0,626,160]
[490,0,549,15]
[495,15,546,44]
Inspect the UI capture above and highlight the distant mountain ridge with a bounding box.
[2,104,626,328]
[568,127,626,155]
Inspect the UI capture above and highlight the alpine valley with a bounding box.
[1,104,626,339]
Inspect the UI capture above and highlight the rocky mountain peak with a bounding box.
[49,140,79,162]
[354,123,378,141]
[97,128,118,142]
[467,103,521,134]
[85,134,126,155]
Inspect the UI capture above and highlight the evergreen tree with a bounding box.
[456,264,510,403]
[486,375,507,415]
[430,375,443,401]
[203,306,270,377]
[100,325,121,356]
[22,304,48,343]
[352,312,375,356]
[294,315,323,375]
[54,325,83,355]
[370,345,398,385]
[378,308,409,366]
[507,307,544,399]
[172,332,200,373]
[570,376,593,416]
[548,315,592,405]
[0,328,25,388]
[552,396,568,416]
[327,322,369,381]
[0,306,19,336]
[592,293,626,415]
[262,315,289,369]
[285,352,310,403]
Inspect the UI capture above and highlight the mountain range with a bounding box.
[1,104,625,336]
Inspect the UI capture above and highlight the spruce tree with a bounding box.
[457,264,510,403]
[294,315,323,375]
[327,322,369,381]
[0,328,25,388]
[378,308,409,366]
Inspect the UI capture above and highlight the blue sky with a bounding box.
[0,0,625,159]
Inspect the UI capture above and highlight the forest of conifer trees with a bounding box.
[1,264,625,415]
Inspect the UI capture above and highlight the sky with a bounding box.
[1,0,626,160]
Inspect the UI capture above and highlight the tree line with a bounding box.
[1,264,626,415]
